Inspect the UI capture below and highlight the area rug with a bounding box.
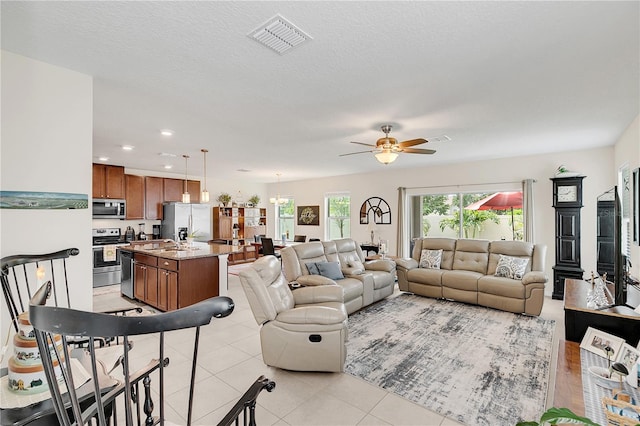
[345,293,556,425]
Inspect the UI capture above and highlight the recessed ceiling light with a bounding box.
[122,145,134,151]
[98,156,109,162]
[159,152,177,157]
[164,165,173,169]
[161,129,174,136]
[237,169,252,172]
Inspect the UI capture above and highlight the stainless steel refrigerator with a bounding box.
[161,202,212,242]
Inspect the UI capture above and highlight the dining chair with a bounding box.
[29,282,275,425]
[293,235,307,243]
[260,237,281,260]
[1,248,141,349]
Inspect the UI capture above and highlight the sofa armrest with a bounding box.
[342,266,365,276]
[395,258,418,271]
[364,259,396,272]
[522,271,548,285]
[276,306,347,325]
[293,285,344,305]
[297,275,337,286]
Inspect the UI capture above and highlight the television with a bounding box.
[596,186,628,306]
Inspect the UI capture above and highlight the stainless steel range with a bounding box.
[92,228,128,287]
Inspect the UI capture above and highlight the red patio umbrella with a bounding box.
[465,192,523,239]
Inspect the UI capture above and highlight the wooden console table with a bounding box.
[564,278,640,346]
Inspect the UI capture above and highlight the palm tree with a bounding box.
[439,209,499,238]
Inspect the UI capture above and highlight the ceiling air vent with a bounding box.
[248,14,312,55]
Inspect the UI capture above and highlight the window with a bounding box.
[327,193,350,240]
[416,191,523,241]
[276,199,295,240]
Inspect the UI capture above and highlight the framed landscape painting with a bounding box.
[579,327,624,359]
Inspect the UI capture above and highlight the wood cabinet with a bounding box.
[125,174,145,219]
[163,178,183,202]
[212,207,266,244]
[163,178,201,203]
[133,252,218,311]
[92,164,125,199]
[144,177,164,220]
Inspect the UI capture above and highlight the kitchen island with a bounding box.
[119,241,242,312]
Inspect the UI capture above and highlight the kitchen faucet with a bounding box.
[163,239,181,249]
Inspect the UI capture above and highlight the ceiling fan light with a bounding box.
[375,151,398,165]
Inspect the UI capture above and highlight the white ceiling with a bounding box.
[2,1,638,183]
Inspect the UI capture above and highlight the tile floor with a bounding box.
[94,274,565,426]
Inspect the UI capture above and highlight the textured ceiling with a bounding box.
[2,1,638,183]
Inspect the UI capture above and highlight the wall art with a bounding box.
[360,197,391,225]
[0,191,88,210]
[297,205,320,226]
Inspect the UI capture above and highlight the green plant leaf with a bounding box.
[515,422,540,426]
[539,407,600,425]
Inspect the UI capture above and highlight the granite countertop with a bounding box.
[118,241,245,260]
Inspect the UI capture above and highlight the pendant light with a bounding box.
[200,149,210,203]
[182,154,190,203]
[269,173,289,205]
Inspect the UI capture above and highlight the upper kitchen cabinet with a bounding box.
[145,176,164,220]
[163,178,201,203]
[92,164,125,199]
[125,174,145,220]
[163,178,183,202]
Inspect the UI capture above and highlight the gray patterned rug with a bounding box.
[345,293,555,425]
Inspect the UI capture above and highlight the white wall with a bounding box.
[270,146,617,296]
[614,115,640,279]
[1,52,93,339]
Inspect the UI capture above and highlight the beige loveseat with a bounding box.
[396,238,548,315]
[281,238,396,314]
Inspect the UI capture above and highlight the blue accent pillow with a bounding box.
[316,261,344,280]
[306,262,320,275]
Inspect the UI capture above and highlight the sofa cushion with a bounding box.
[414,238,456,270]
[478,276,525,299]
[408,268,445,287]
[442,270,483,291]
[317,262,345,280]
[419,249,443,269]
[488,240,534,275]
[306,262,321,275]
[452,239,489,274]
[494,255,529,280]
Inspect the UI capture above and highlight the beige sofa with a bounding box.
[281,238,396,314]
[396,238,548,315]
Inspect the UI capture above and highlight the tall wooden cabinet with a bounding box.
[144,177,164,220]
[125,174,145,219]
[212,207,266,244]
[92,164,125,199]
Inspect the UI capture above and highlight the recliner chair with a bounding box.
[239,256,348,372]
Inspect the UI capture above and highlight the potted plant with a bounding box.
[248,195,260,207]
[217,192,232,207]
[186,229,198,248]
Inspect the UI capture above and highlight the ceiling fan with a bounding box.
[339,125,440,164]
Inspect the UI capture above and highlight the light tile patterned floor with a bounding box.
[94,274,564,426]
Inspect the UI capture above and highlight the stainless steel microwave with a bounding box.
[92,199,126,219]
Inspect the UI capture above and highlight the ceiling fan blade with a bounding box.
[401,147,436,154]
[397,138,427,148]
[350,141,377,147]
[339,150,374,157]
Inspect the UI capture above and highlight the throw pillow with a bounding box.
[419,249,443,269]
[316,261,345,280]
[346,256,365,271]
[494,255,529,280]
[306,262,320,275]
